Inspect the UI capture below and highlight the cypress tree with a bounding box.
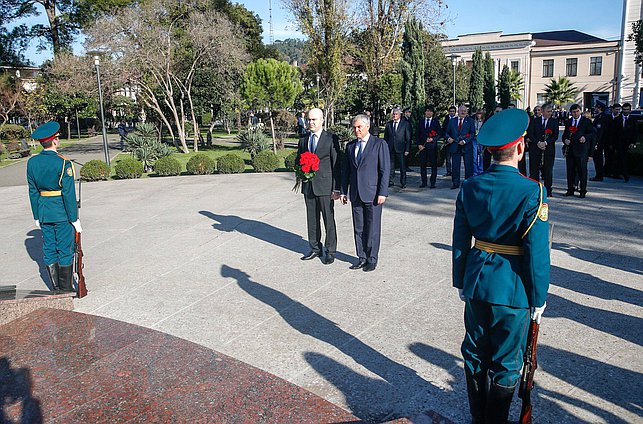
[468,48,484,112]
[483,52,496,112]
[498,65,511,109]
[401,17,425,122]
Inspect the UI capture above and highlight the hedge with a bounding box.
[154,156,182,176]
[186,153,216,175]
[80,160,110,181]
[115,157,144,179]
[252,150,280,172]
[217,153,245,174]
[284,151,297,171]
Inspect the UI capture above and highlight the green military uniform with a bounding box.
[452,109,550,424]
[27,121,79,291]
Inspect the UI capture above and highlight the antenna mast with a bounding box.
[269,0,274,44]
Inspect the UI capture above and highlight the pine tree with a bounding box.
[483,52,496,112]
[401,18,426,122]
[468,48,484,112]
[498,65,511,109]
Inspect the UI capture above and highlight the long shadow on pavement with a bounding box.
[24,230,50,289]
[200,211,353,264]
[553,242,643,276]
[221,264,439,423]
[0,358,43,423]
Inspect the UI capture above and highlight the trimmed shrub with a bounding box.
[252,150,280,172]
[186,153,216,175]
[217,153,245,174]
[114,157,144,179]
[80,160,110,181]
[154,156,182,176]
[0,124,29,141]
[284,151,297,171]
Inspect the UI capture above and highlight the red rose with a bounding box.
[568,126,578,134]
[545,129,553,135]
[428,130,437,137]
[465,133,470,138]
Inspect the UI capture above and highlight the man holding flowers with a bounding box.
[295,108,342,264]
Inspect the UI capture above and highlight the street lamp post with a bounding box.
[449,54,460,107]
[93,55,110,166]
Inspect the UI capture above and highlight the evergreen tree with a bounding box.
[401,18,426,122]
[498,65,511,109]
[423,32,451,116]
[483,52,496,112]
[468,48,484,112]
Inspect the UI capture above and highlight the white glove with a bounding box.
[35,220,40,229]
[531,302,546,324]
[458,288,466,302]
[71,220,83,233]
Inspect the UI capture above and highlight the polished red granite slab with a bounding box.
[0,309,359,423]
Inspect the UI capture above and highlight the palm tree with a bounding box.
[508,70,524,102]
[544,77,578,106]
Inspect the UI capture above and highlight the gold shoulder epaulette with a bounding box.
[521,183,543,239]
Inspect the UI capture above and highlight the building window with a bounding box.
[510,60,519,73]
[543,60,554,77]
[537,93,548,105]
[590,56,602,75]
[566,58,578,77]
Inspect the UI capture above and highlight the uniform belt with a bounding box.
[40,190,62,197]
[474,240,524,256]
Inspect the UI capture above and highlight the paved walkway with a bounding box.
[0,135,122,188]
[1,150,641,423]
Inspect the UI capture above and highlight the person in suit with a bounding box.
[297,112,307,137]
[590,101,612,182]
[384,108,411,188]
[562,103,595,198]
[507,103,528,175]
[472,109,486,176]
[417,105,443,188]
[296,108,341,264]
[340,114,391,272]
[483,105,503,171]
[248,111,258,126]
[442,106,457,176]
[605,103,622,178]
[403,108,415,172]
[445,105,476,189]
[27,121,82,292]
[527,103,558,197]
[453,108,549,424]
[613,103,636,182]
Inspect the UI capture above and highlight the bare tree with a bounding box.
[86,0,249,153]
[0,74,23,126]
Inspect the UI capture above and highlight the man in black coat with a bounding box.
[527,103,558,196]
[417,105,443,188]
[384,108,411,188]
[340,114,391,272]
[442,106,457,176]
[590,101,612,182]
[612,103,636,182]
[296,108,342,264]
[562,103,596,198]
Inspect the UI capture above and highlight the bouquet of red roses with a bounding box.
[293,151,320,192]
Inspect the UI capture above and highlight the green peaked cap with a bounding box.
[476,109,529,148]
[31,121,60,142]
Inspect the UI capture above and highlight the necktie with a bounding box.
[394,121,398,133]
[458,119,462,131]
[426,119,429,129]
[544,119,547,129]
[572,119,576,127]
[624,116,627,127]
[310,134,317,152]
[356,140,363,164]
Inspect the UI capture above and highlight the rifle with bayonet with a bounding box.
[72,160,87,298]
[518,223,553,424]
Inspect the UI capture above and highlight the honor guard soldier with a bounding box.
[27,121,82,292]
[452,109,550,424]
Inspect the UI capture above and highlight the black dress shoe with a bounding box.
[350,259,367,270]
[301,251,321,260]
[323,255,335,265]
[430,184,436,189]
[590,176,603,182]
[401,184,407,189]
[419,183,428,188]
[563,191,574,197]
[579,192,586,198]
[363,262,377,272]
[547,191,553,197]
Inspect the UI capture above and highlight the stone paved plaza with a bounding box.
[1,150,642,423]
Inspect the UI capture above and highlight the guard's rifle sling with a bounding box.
[71,159,87,298]
[518,223,553,424]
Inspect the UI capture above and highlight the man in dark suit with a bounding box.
[527,103,558,196]
[297,112,307,137]
[562,103,595,198]
[384,108,411,188]
[605,103,622,177]
[417,105,443,188]
[590,101,611,182]
[442,106,457,176]
[340,114,391,272]
[296,108,341,264]
[612,102,636,182]
[445,105,476,189]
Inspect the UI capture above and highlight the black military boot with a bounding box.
[58,264,74,292]
[485,383,516,424]
[46,263,60,291]
[465,370,487,424]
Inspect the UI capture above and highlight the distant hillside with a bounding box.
[273,38,307,65]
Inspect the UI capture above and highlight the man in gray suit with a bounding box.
[296,108,341,264]
[384,108,411,188]
[340,114,391,272]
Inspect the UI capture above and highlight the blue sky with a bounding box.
[15,0,624,65]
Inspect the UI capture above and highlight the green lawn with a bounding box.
[0,137,85,169]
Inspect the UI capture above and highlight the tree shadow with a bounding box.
[553,242,643,276]
[200,211,354,264]
[0,357,43,424]
[220,265,439,423]
[24,230,50,289]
